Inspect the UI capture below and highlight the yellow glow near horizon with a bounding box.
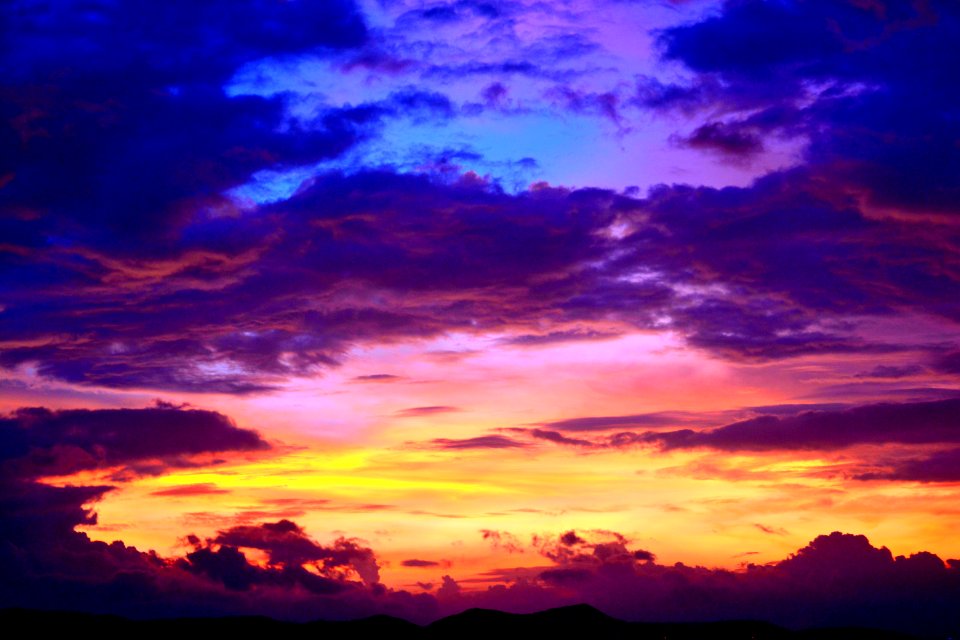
[22,329,960,590]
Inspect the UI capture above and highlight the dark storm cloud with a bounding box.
[0,0,378,394]
[0,174,632,393]
[2,0,960,397]
[656,0,960,217]
[4,162,959,392]
[0,0,368,244]
[0,405,268,478]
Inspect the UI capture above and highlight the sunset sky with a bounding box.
[2,0,960,633]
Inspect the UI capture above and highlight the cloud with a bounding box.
[540,412,699,432]
[560,531,586,546]
[1,0,368,243]
[396,406,461,417]
[468,530,960,635]
[501,329,622,346]
[754,524,789,536]
[539,567,593,584]
[854,364,926,379]
[0,402,406,619]
[531,529,642,568]
[427,436,529,450]
[934,351,960,375]
[481,530,525,554]
[149,483,231,497]
[4,161,959,392]
[2,472,960,636]
[353,374,403,382]
[644,398,960,452]
[402,559,441,567]
[856,447,960,483]
[527,429,594,447]
[3,0,960,399]
[212,520,380,585]
[0,404,269,479]
[679,121,764,158]
[655,0,960,217]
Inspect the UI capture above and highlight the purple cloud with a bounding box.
[645,398,960,452]
[212,519,379,585]
[353,374,403,382]
[396,406,461,417]
[656,0,960,217]
[0,404,268,479]
[680,121,764,158]
[528,429,594,447]
[541,412,699,432]
[402,559,441,568]
[857,447,960,483]
[427,436,529,450]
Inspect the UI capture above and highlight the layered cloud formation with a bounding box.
[2,0,959,632]
[1,0,957,392]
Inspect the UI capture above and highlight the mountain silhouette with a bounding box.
[0,604,927,640]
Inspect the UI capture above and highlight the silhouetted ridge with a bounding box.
[0,607,930,640]
[426,605,626,640]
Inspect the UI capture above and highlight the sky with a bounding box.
[2,0,960,633]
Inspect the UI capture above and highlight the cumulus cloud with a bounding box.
[2,463,960,635]
[209,519,380,585]
[473,530,960,636]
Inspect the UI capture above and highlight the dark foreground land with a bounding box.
[0,604,931,640]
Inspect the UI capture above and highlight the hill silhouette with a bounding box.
[0,604,929,640]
